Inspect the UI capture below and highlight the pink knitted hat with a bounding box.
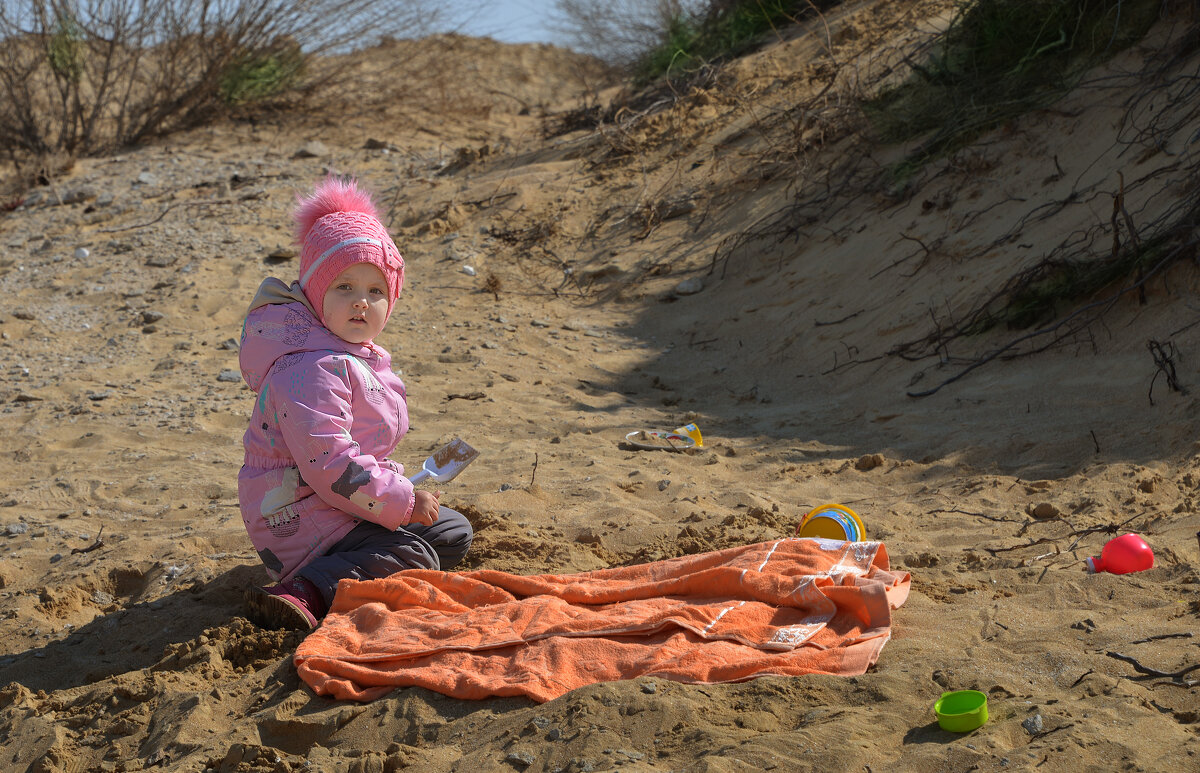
[294,177,404,324]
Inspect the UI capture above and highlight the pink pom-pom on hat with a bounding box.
[294,176,404,324]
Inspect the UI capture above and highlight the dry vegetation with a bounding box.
[0,0,448,174]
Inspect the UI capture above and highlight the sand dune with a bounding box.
[0,3,1197,771]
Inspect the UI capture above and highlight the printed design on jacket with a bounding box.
[266,505,302,537]
[330,459,383,513]
[281,309,312,345]
[257,548,284,578]
[340,354,387,405]
[283,362,309,403]
[292,414,334,467]
[274,352,307,374]
[260,467,304,537]
[252,309,311,347]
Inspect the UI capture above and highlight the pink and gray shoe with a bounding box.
[245,577,326,630]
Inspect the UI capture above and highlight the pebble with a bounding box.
[1022,714,1044,735]
[1029,503,1060,520]
[62,186,96,204]
[5,523,29,536]
[217,370,241,383]
[75,247,90,259]
[674,277,704,295]
[462,265,476,276]
[295,140,329,158]
[363,138,398,151]
[855,453,885,471]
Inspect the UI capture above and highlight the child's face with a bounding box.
[322,263,389,344]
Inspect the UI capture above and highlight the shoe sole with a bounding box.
[244,587,316,631]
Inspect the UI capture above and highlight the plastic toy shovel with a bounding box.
[408,439,479,485]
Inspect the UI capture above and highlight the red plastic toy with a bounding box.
[1085,533,1154,575]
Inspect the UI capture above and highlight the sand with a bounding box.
[0,5,1198,772]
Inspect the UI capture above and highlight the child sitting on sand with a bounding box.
[236,176,473,630]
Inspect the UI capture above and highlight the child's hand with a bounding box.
[409,490,442,526]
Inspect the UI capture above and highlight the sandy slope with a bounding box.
[0,4,1198,772]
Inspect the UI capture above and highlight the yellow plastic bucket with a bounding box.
[796,503,866,541]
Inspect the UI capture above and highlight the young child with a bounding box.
[237,176,473,630]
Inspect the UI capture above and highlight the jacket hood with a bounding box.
[239,277,377,393]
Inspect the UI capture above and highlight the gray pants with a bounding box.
[298,506,473,608]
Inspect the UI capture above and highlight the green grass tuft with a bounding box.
[635,1,829,83]
[863,0,1162,182]
[47,14,85,84]
[219,45,305,105]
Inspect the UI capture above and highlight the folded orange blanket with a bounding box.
[295,538,911,702]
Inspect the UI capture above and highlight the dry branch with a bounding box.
[1105,651,1200,682]
[71,525,104,554]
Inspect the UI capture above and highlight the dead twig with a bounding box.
[445,392,486,401]
[1105,651,1200,681]
[983,512,1147,556]
[71,526,105,554]
[1132,632,1194,644]
[984,536,1061,555]
[1115,173,1145,305]
[930,508,1019,524]
[1147,339,1187,405]
[1029,722,1075,742]
[97,198,236,233]
[814,309,865,327]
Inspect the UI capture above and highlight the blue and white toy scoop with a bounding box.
[408,438,479,484]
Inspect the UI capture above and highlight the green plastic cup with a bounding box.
[934,690,988,733]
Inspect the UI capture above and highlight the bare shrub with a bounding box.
[551,0,706,66]
[0,0,446,161]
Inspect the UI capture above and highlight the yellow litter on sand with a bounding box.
[625,424,703,451]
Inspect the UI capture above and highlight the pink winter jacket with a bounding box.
[238,278,415,583]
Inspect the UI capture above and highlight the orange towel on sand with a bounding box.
[295,538,910,702]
